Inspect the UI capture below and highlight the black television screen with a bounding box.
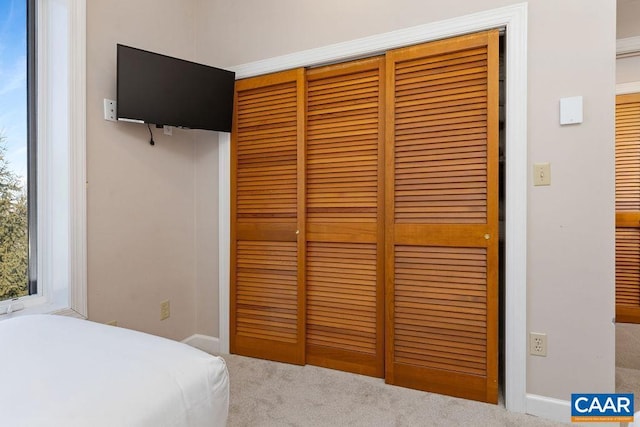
[117,44,235,132]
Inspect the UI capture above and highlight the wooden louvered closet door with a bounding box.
[385,30,500,403]
[305,57,385,377]
[231,69,306,364]
[616,93,640,324]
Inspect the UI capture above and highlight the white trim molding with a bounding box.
[526,394,571,424]
[183,334,220,354]
[218,132,231,354]
[219,2,528,413]
[617,81,640,95]
[617,36,640,59]
[52,307,85,319]
[26,0,86,319]
[68,0,87,318]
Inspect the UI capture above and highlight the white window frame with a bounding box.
[0,0,86,318]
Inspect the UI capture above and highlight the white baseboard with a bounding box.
[52,307,87,319]
[182,334,220,354]
[526,394,570,424]
[526,394,619,427]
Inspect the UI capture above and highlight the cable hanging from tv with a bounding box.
[147,123,155,146]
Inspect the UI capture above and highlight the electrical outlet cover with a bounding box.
[160,300,170,321]
[529,332,547,356]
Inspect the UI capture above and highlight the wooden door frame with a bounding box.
[219,3,529,414]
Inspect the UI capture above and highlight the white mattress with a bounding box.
[0,315,228,426]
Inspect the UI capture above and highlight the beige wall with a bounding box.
[618,0,640,38]
[525,1,616,398]
[196,0,515,67]
[86,0,200,340]
[618,56,640,83]
[617,0,640,84]
[194,0,617,402]
[86,0,617,406]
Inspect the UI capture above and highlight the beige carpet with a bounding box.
[219,324,640,426]
[222,354,565,427]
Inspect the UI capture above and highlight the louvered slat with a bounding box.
[615,93,640,324]
[307,242,377,354]
[616,98,640,212]
[231,69,306,364]
[394,246,487,376]
[236,81,298,219]
[616,228,640,308]
[394,50,488,224]
[306,63,380,221]
[305,57,385,377]
[236,241,298,342]
[385,30,499,404]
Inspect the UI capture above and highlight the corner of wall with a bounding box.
[182,333,220,354]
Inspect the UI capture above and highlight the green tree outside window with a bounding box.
[0,136,28,301]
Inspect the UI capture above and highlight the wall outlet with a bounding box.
[530,332,547,356]
[106,320,117,326]
[163,125,172,136]
[160,300,170,321]
[103,99,117,121]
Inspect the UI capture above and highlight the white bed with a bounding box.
[0,314,229,426]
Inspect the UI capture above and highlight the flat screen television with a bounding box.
[117,44,235,132]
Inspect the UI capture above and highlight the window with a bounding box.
[0,0,86,317]
[0,0,35,304]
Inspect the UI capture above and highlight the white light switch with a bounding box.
[533,163,551,186]
[560,96,583,125]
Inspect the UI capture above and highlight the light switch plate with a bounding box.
[533,163,551,186]
[560,96,583,125]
